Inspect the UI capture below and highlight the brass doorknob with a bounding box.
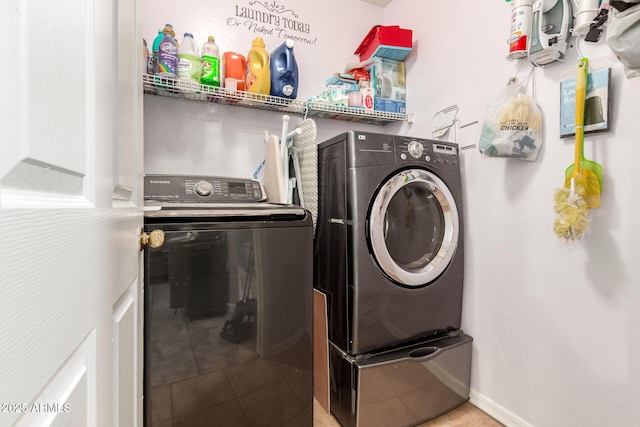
[140,229,165,250]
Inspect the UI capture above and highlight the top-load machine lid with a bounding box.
[144,175,306,219]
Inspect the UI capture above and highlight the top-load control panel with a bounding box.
[144,175,266,203]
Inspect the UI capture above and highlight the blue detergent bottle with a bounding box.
[269,40,298,99]
[157,24,178,79]
[150,29,163,74]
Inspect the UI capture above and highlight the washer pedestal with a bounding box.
[329,333,472,427]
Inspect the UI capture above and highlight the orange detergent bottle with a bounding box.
[245,37,271,95]
[223,52,246,91]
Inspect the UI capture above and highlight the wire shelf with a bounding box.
[142,74,409,125]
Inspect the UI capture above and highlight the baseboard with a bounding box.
[470,389,534,427]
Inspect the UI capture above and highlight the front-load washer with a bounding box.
[315,131,464,356]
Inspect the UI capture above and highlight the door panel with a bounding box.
[1,0,91,206]
[113,281,139,426]
[16,330,97,426]
[115,0,139,203]
[6,0,89,179]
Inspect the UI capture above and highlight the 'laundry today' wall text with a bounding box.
[227,1,317,45]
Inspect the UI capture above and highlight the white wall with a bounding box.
[141,1,640,426]
[384,1,640,426]
[141,0,392,177]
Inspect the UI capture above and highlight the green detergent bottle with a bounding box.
[201,36,221,87]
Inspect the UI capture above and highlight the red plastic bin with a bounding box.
[354,25,413,62]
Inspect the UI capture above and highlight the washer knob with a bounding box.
[193,180,213,197]
[407,140,424,159]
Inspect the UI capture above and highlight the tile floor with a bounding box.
[313,399,504,427]
[146,252,500,427]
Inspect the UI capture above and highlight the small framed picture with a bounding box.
[560,68,611,138]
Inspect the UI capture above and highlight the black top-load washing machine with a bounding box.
[143,175,313,426]
[316,131,465,356]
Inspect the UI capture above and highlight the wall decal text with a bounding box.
[227,2,318,46]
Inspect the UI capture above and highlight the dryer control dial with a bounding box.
[407,140,424,159]
[193,180,214,197]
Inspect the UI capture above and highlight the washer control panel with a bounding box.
[432,143,458,165]
[397,137,458,167]
[144,175,266,203]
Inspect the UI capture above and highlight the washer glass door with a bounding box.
[368,168,459,287]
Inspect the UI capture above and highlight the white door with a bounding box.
[0,0,143,426]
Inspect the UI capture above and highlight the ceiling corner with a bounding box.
[360,0,393,8]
